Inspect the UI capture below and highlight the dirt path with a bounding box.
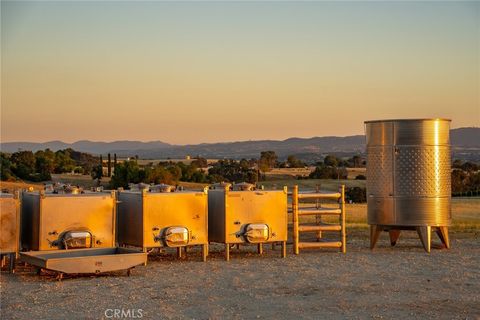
[1,232,479,320]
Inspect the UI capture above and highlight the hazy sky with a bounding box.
[1,1,479,144]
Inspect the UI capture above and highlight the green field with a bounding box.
[322,198,480,232]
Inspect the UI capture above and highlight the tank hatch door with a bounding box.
[164,226,189,247]
[244,224,269,243]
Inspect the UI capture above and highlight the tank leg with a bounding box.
[281,241,286,258]
[225,243,230,261]
[257,243,263,255]
[9,254,15,273]
[1,255,5,268]
[202,244,208,262]
[56,273,63,281]
[177,247,183,259]
[389,230,401,246]
[436,226,450,249]
[417,226,431,253]
[370,225,382,249]
[142,247,148,266]
[271,243,276,250]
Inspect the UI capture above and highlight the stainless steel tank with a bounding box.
[21,191,116,251]
[208,183,288,261]
[117,186,209,261]
[365,119,451,252]
[0,192,20,272]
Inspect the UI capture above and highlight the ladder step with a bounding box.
[298,208,342,215]
[298,224,342,232]
[297,192,341,200]
[298,241,342,249]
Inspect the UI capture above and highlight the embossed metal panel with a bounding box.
[366,146,393,197]
[394,146,451,197]
[365,119,451,227]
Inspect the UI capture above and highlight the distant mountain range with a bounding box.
[1,127,479,161]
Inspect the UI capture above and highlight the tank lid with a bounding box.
[364,118,451,124]
[232,182,255,191]
[129,183,150,192]
[211,182,232,190]
[150,184,175,193]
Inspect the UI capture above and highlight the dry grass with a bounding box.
[265,167,313,178]
[0,180,44,192]
[260,178,366,191]
[346,167,366,179]
[51,174,111,188]
[264,167,366,180]
[178,181,209,190]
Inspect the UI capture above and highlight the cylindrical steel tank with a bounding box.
[365,119,451,252]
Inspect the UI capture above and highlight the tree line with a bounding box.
[2,148,478,198]
[1,149,99,182]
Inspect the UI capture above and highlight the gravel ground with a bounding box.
[1,230,479,320]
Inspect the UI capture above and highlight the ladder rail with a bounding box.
[292,185,299,255]
[340,185,346,254]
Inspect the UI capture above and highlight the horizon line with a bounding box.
[1,125,476,146]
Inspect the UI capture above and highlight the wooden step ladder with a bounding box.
[291,185,346,254]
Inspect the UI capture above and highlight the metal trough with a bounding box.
[20,247,147,278]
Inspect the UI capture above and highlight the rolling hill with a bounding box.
[1,127,478,161]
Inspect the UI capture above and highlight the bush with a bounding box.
[309,165,348,180]
[208,159,258,183]
[346,187,366,203]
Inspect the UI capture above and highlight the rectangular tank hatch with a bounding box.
[244,224,269,243]
[164,226,189,247]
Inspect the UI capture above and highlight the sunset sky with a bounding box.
[1,1,479,144]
